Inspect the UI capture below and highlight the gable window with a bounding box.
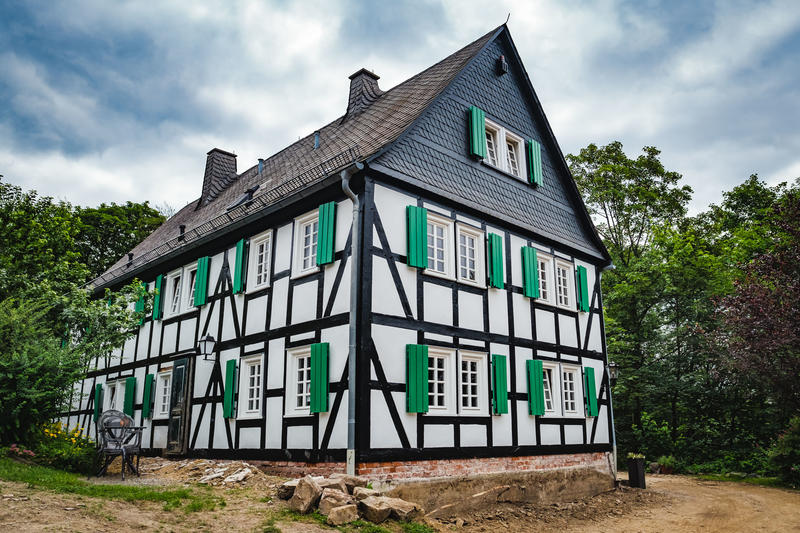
[485,123,499,167]
[238,356,263,418]
[165,270,182,316]
[456,224,485,287]
[248,231,272,290]
[292,211,319,278]
[155,371,172,419]
[458,351,487,415]
[423,211,454,279]
[484,119,525,180]
[555,260,574,309]
[184,266,198,310]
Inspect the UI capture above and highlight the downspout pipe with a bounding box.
[600,262,618,482]
[341,161,364,476]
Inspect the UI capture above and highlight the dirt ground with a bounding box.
[2,458,799,532]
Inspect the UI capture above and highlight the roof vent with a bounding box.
[342,68,383,122]
[199,148,238,208]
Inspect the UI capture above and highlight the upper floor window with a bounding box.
[165,269,182,316]
[484,119,524,179]
[184,266,198,309]
[555,259,574,309]
[456,223,485,287]
[248,230,272,290]
[424,211,454,279]
[292,211,319,278]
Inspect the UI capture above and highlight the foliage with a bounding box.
[0,456,224,510]
[656,455,677,470]
[769,417,800,488]
[33,422,97,475]
[74,201,166,280]
[626,452,645,459]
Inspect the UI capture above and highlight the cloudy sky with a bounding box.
[1,0,798,213]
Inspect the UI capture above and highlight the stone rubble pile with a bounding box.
[278,473,423,526]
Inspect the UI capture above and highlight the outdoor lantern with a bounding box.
[198,334,217,361]
[607,361,619,386]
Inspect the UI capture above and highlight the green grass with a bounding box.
[398,523,435,533]
[695,473,786,488]
[0,457,224,511]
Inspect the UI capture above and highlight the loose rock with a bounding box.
[382,496,423,521]
[359,495,393,523]
[223,467,252,483]
[317,478,348,493]
[277,478,300,500]
[288,476,323,514]
[329,473,368,493]
[353,486,380,500]
[319,488,356,515]
[327,504,359,526]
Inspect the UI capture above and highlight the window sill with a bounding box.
[284,408,311,418]
[291,266,321,281]
[421,267,454,282]
[237,412,262,420]
[457,276,486,289]
[480,160,526,183]
[246,282,271,294]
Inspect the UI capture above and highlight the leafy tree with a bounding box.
[74,201,166,280]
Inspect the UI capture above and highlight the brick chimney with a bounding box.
[342,68,383,122]
[199,148,237,207]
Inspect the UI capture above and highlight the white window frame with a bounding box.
[457,350,488,416]
[183,265,198,312]
[247,230,273,291]
[423,211,454,280]
[560,364,585,417]
[105,380,125,412]
[164,269,183,317]
[541,361,561,417]
[154,370,172,419]
[484,118,526,181]
[292,211,320,279]
[455,223,486,288]
[238,355,264,419]
[554,259,575,311]
[536,252,555,306]
[426,347,455,415]
[286,346,312,416]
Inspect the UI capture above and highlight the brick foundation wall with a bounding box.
[357,452,610,480]
[247,452,610,480]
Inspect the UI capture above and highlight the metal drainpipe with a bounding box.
[341,162,364,476]
[600,263,618,481]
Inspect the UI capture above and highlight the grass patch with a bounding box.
[399,523,436,533]
[695,473,786,488]
[0,457,224,511]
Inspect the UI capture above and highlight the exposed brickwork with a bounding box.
[357,452,610,480]
[249,460,347,478]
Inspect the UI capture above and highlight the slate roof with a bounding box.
[93,24,609,290]
[93,27,499,288]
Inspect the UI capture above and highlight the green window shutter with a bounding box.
[406,205,428,268]
[233,239,247,294]
[521,246,540,298]
[223,359,237,418]
[317,201,337,266]
[152,274,164,320]
[406,344,429,413]
[584,367,599,417]
[527,359,545,416]
[526,139,543,186]
[93,384,103,422]
[576,265,590,312]
[468,106,487,159]
[310,343,330,413]
[194,256,210,307]
[487,233,505,289]
[123,376,136,416]
[492,354,508,414]
[142,374,154,419]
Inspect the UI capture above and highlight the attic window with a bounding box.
[226,184,260,211]
[484,119,524,180]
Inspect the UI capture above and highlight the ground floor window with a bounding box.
[239,356,263,418]
[155,371,172,418]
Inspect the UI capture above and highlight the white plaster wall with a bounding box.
[373,184,415,255]
[460,424,487,447]
[287,425,313,449]
[423,282,453,325]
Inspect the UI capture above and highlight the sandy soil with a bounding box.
[2,459,799,532]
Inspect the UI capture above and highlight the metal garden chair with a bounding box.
[94,410,143,481]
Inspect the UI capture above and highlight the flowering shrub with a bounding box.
[33,422,98,475]
[7,443,36,458]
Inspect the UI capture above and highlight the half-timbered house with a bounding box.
[66,25,616,482]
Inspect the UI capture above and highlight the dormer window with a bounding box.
[484,119,524,179]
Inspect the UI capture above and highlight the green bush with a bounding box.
[32,422,98,475]
[656,455,677,470]
[769,417,800,488]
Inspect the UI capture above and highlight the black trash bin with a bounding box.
[627,457,646,488]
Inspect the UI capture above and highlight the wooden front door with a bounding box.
[166,358,190,455]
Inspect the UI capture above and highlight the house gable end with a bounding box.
[370,28,609,261]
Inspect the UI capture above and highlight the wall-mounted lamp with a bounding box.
[197,334,217,361]
[607,361,619,386]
